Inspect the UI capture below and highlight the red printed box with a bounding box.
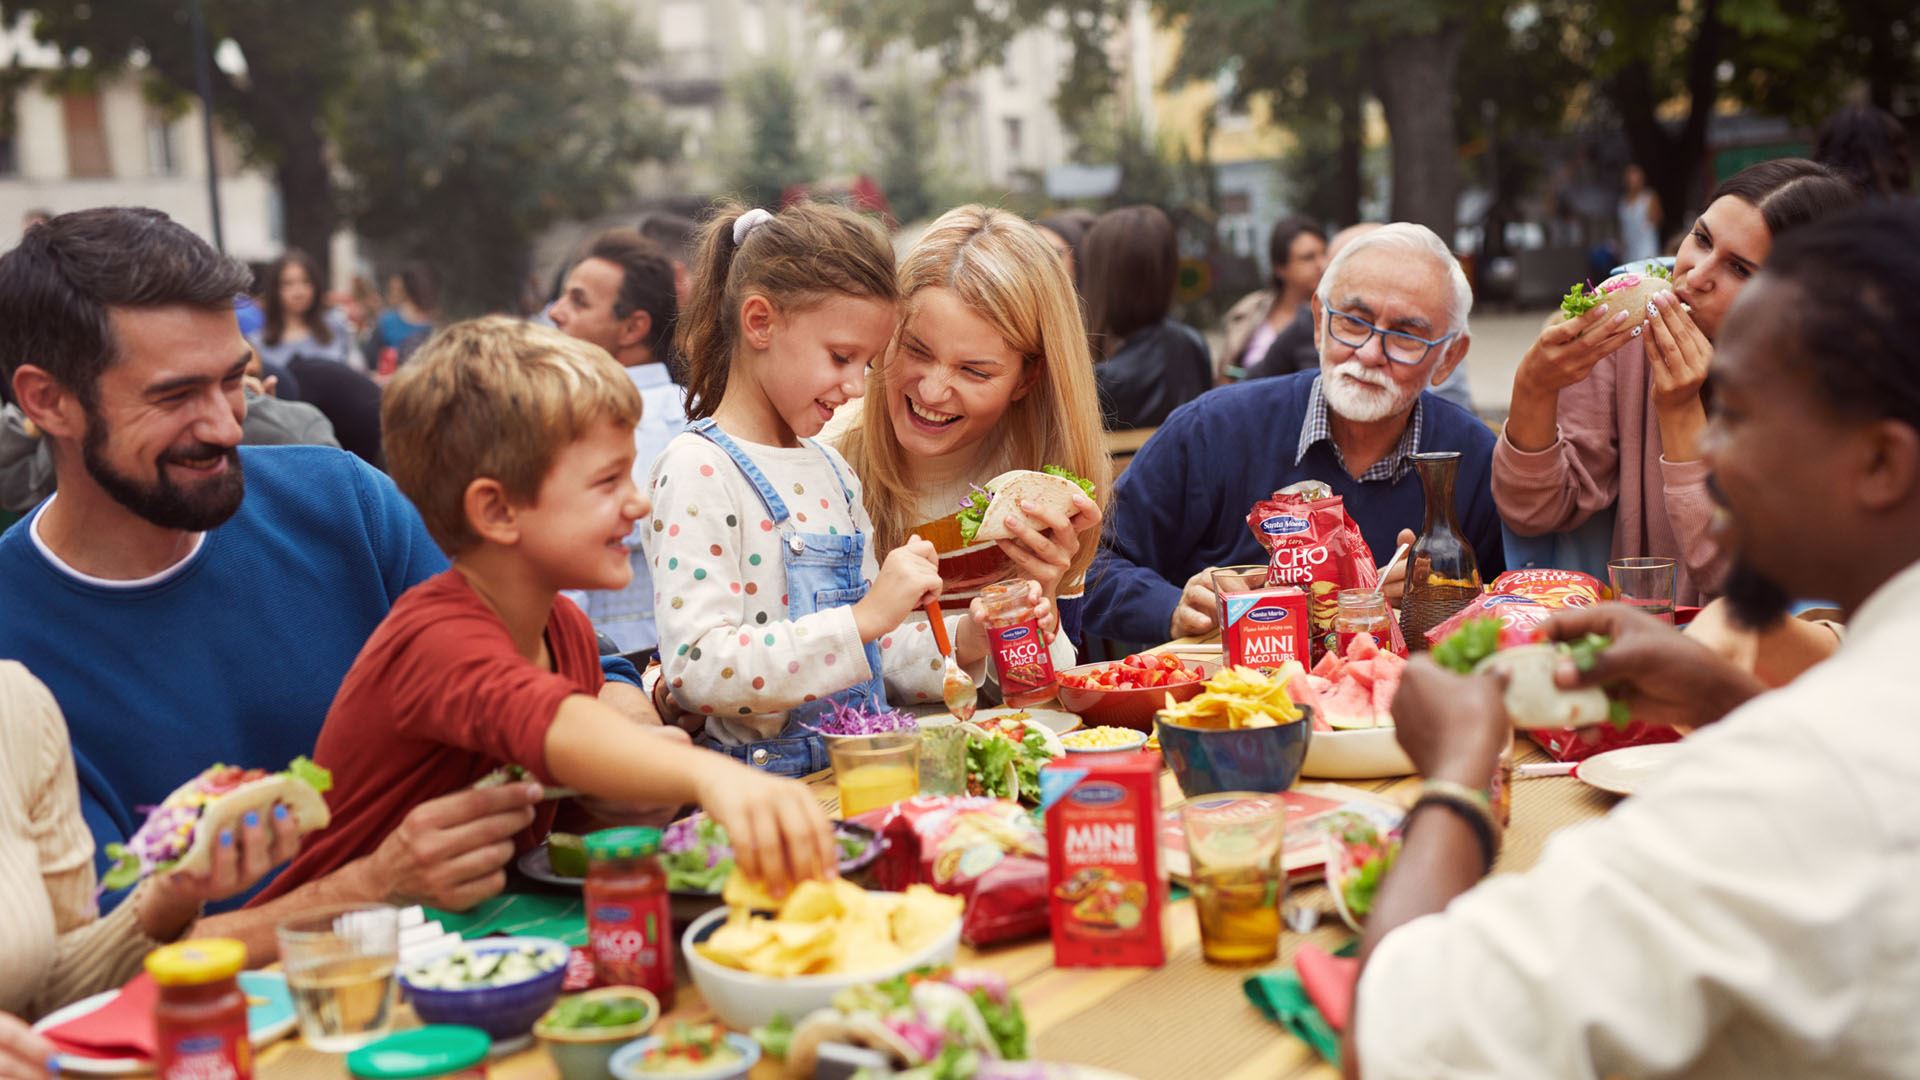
[1041,752,1165,968]
[1220,586,1310,671]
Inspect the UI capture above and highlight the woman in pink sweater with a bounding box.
[1494,160,1859,604]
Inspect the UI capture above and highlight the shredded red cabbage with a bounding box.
[807,699,920,737]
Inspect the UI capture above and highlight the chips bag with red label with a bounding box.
[1435,570,1674,762]
[1488,569,1608,608]
[852,795,1049,947]
[1247,489,1406,661]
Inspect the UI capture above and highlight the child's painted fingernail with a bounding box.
[244,811,260,829]
[273,804,289,821]
[220,829,234,847]
[47,1056,62,1078]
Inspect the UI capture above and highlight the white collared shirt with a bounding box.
[1358,559,1920,1079]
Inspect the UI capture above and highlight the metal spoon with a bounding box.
[924,600,978,724]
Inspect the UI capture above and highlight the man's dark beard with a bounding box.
[1721,559,1793,631]
[82,413,245,532]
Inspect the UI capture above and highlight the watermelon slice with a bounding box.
[1324,680,1377,729]
[1347,632,1381,661]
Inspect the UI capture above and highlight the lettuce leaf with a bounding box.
[286,755,333,794]
[100,843,145,892]
[1040,464,1096,499]
[1560,281,1602,319]
[753,1014,795,1061]
[972,988,1030,1059]
[1430,617,1501,674]
[956,487,993,545]
[966,734,1017,800]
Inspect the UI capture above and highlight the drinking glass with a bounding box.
[916,717,969,797]
[827,733,921,816]
[277,903,400,1052]
[1180,792,1286,965]
[1608,557,1678,624]
[1210,566,1270,627]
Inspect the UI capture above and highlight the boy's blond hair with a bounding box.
[383,315,643,553]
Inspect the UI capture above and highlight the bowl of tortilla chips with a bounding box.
[683,875,964,1031]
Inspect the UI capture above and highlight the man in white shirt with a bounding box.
[551,228,688,664]
[1348,202,1920,1078]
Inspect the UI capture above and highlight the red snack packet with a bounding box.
[1421,593,1556,648]
[1041,752,1165,968]
[1247,490,1404,660]
[1488,569,1608,608]
[853,795,1049,947]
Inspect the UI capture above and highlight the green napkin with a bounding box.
[1243,939,1357,1067]
[426,893,587,946]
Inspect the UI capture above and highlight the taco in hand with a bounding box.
[102,757,332,890]
[957,466,1096,545]
[1552,262,1676,326]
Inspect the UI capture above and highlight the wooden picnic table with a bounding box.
[257,646,1618,1080]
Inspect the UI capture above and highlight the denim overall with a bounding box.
[689,419,887,776]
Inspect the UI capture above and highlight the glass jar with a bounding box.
[978,579,1057,708]
[1333,589,1392,656]
[148,939,252,1080]
[1400,452,1484,648]
[584,827,674,1008]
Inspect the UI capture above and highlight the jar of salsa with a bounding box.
[584,827,674,1008]
[147,939,251,1080]
[1334,588,1393,656]
[978,579,1056,708]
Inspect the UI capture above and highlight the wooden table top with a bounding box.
[257,658,1618,1080]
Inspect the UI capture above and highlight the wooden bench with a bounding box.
[1104,425,1156,475]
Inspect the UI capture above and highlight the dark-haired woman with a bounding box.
[364,262,440,375]
[1217,215,1327,382]
[1083,205,1211,431]
[248,250,363,382]
[1495,159,1861,604]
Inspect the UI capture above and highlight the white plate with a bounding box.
[1300,725,1415,780]
[35,971,296,1075]
[1575,742,1687,797]
[973,705,1081,737]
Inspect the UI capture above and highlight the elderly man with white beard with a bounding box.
[1083,222,1504,647]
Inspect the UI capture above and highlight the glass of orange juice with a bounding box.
[827,733,921,817]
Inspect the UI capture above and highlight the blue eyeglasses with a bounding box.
[1325,306,1458,366]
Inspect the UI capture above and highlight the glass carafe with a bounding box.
[1400,451,1483,648]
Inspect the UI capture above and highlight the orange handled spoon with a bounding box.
[925,600,978,723]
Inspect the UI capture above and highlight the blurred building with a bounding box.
[626,0,1075,204]
[0,28,283,260]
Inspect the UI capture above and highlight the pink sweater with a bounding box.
[1491,335,1726,606]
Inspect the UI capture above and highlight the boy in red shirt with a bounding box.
[256,317,834,904]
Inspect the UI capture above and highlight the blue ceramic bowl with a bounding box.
[1157,707,1314,797]
[400,937,570,1042]
[611,1032,761,1080]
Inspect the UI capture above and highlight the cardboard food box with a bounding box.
[1221,585,1311,671]
[1040,752,1165,968]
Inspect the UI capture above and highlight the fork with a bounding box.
[924,600,978,724]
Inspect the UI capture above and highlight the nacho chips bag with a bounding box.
[1248,488,1406,661]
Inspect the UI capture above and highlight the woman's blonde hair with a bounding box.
[677,200,897,420]
[841,205,1112,588]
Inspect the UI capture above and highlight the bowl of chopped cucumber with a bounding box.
[400,937,570,1042]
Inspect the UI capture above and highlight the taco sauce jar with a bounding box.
[147,939,252,1080]
[1334,589,1393,656]
[979,579,1057,708]
[584,827,675,1008]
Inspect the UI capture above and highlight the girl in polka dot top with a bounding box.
[646,203,1054,775]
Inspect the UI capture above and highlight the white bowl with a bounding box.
[1300,725,1415,779]
[681,900,962,1030]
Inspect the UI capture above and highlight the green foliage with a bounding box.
[872,74,949,225]
[333,0,677,315]
[724,62,818,209]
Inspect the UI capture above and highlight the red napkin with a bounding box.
[41,973,158,1061]
[1294,944,1360,1034]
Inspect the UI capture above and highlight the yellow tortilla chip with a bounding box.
[777,879,845,924]
[723,873,781,912]
[890,886,964,953]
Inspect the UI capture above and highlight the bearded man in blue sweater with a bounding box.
[0,209,650,960]
[1084,223,1505,647]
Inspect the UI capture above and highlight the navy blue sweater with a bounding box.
[1084,372,1505,645]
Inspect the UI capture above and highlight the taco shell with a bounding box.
[971,470,1085,544]
[168,771,331,876]
[1474,644,1613,729]
[1551,267,1676,326]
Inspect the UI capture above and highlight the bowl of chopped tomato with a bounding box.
[1056,654,1214,732]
